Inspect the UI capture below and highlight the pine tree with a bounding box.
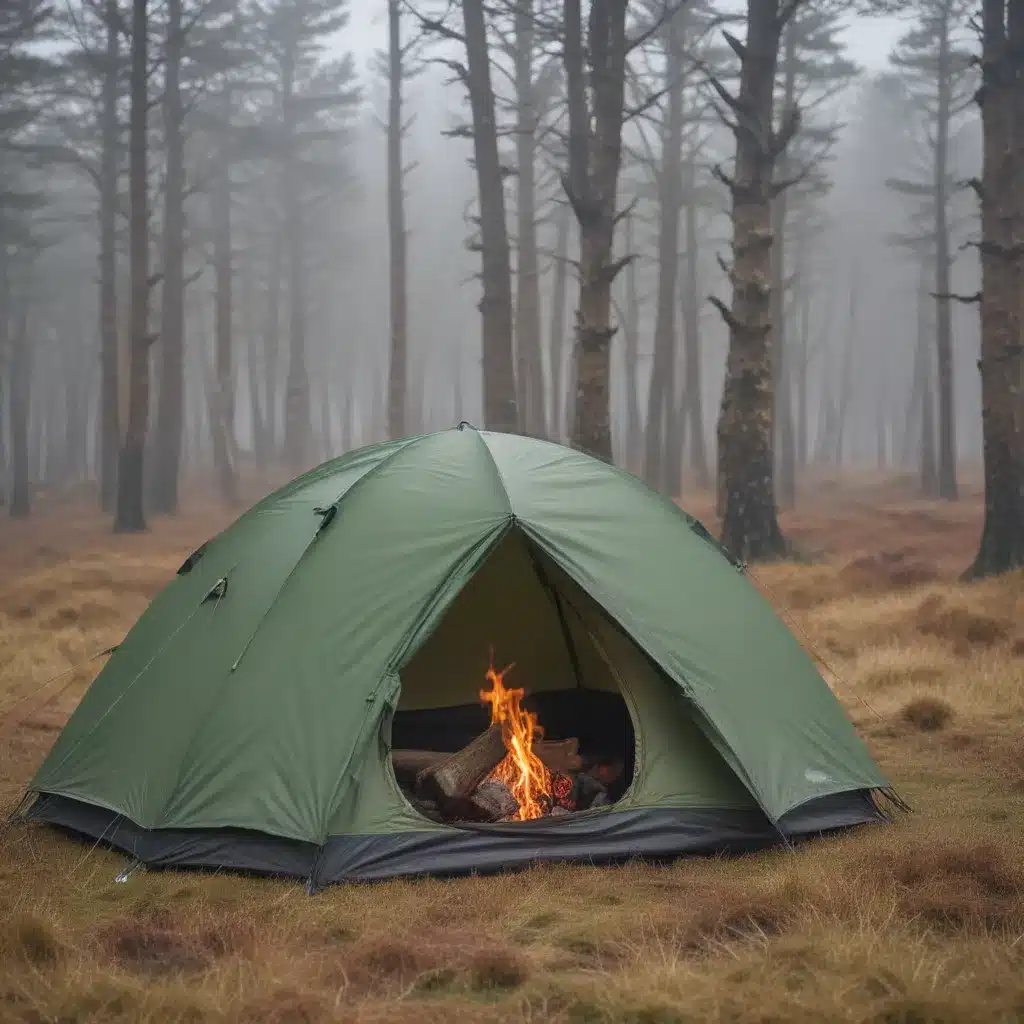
[2,1,55,517]
[965,0,1024,577]
[708,0,807,561]
[887,0,975,501]
[257,0,360,470]
[771,3,857,508]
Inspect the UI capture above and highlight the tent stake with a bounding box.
[113,858,142,884]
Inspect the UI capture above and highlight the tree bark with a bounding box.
[212,86,238,504]
[0,242,8,508]
[933,4,958,499]
[547,201,570,440]
[564,0,629,462]
[513,0,545,437]
[239,249,266,463]
[263,227,282,457]
[98,0,120,512]
[416,724,507,805]
[462,0,518,433]
[282,45,311,470]
[793,237,810,470]
[917,262,939,495]
[833,279,857,468]
[151,0,185,515]
[9,294,30,519]
[965,0,1024,578]
[643,10,684,491]
[386,0,408,441]
[682,146,709,487]
[114,0,151,533]
[714,0,792,560]
[622,209,641,471]
[772,19,797,510]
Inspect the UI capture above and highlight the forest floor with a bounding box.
[0,473,1023,1023]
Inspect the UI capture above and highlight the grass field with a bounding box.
[0,476,1022,1023]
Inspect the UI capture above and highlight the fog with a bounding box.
[0,1,987,510]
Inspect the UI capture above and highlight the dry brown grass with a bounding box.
[1,473,1023,1023]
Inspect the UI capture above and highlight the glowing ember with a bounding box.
[552,774,575,810]
[479,660,552,820]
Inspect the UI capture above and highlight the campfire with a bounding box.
[392,658,626,824]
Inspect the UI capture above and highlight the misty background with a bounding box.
[0,3,986,498]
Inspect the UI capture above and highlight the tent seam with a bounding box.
[516,522,783,826]
[227,433,430,675]
[472,429,515,517]
[153,434,432,836]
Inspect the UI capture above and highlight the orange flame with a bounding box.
[479,660,552,820]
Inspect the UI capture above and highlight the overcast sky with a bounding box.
[343,9,909,74]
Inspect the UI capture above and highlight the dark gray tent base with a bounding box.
[26,790,886,889]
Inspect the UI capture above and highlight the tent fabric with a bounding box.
[29,790,881,886]
[26,426,890,883]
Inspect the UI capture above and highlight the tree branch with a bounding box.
[708,294,739,331]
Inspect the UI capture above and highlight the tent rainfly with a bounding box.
[23,426,897,889]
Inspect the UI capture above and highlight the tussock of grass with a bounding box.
[0,912,65,968]
[858,840,1024,934]
[915,595,1012,650]
[900,695,954,732]
[1,477,1023,1022]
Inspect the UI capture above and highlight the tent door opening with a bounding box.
[390,530,638,825]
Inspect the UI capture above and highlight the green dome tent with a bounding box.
[25,426,893,887]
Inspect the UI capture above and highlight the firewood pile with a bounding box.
[392,725,625,824]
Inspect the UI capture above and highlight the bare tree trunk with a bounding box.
[0,242,9,507]
[151,0,185,514]
[622,209,641,471]
[513,0,545,437]
[772,18,797,509]
[917,264,939,495]
[98,0,120,511]
[386,0,408,440]
[316,357,332,461]
[114,0,150,532]
[240,249,266,462]
[462,0,517,432]
[263,227,281,456]
[713,0,794,559]
[933,4,958,500]
[337,378,352,452]
[547,201,569,440]
[212,88,238,504]
[965,0,1024,577]
[665,334,685,497]
[793,235,810,470]
[564,0,629,461]
[282,47,311,469]
[834,277,857,468]
[643,11,684,490]
[63,334,88,485]
[9,293,30,518]
[682,146,709,487]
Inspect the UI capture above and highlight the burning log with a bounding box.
[393,736,581,786]
[415,724,507,807]
[392,750,448,787]
[461,778,518,822]
[536,738,582,775]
